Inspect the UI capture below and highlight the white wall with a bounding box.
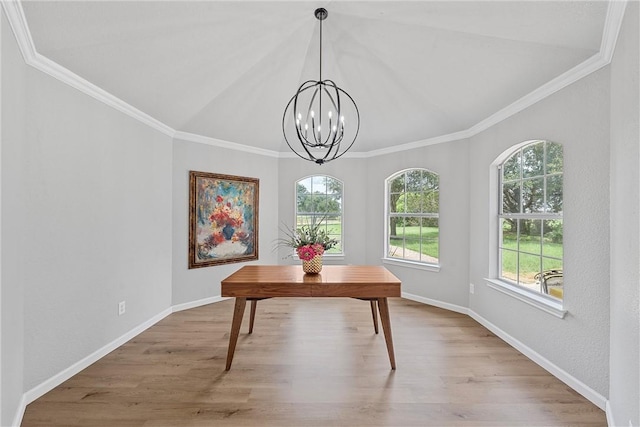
[609,2,640,426]
[1,10,174,425]
[468,67,611,398]
[1,12,25,427]
[171,139,279,305]
[365,140,471,307]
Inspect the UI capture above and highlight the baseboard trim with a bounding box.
[14,296,230,426]
[172,295,230,313]
[13,294,610,426]
[401,291,469,315]
[22,307,172,406]
[399,293,607,413]
[467,308,607,411]
[10,395,27,427]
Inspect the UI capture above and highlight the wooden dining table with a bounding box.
[221,265,401,370]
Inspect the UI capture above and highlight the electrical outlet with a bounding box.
[118,301,126,316]
[469,283,475,294]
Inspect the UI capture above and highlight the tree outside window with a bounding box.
[386,169,439,265]
[499,140,563,299]
[296,175,343,254]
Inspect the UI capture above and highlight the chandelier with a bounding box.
[282,8,360,165]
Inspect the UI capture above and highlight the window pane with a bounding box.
[546,142,563,174]
[403,216,421,260]
[500,218,518,250]
[519,219,542,255]
[542,220,563,258]
[421,218,439,263]
[522,177,544,213]
[390,191,405,214]
[522,143,544,178]
[296,175,343,255]
[501,248,518,282]
[502,181,521,214]
[406,170,423,191]
[311,175,326,191]
[325,177,341,196]
[388,217,404,259]
[546,175,563,213]
[422,189,439,213]
[503,151,521,181]
[405,192,421,213]
[518,253,541,288]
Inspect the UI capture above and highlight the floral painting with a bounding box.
[189,171,259,268]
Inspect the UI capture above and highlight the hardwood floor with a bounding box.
[21,298,606,426]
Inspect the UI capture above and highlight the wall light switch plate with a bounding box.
[470,283,475,294]
[118,301,126,316]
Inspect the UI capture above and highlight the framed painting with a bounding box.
[189,171,259,268]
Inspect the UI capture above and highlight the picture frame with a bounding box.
[189,171,259,268]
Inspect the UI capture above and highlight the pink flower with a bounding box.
[296,245,316,261]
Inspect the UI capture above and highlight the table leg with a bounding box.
[370,300,379,334]
[248,299,258,334]
[377,297,396,370]
[225,297,247,370]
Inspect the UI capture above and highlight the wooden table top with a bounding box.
[221,265,401,298]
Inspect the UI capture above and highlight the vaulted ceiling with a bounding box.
[17,1,619,155]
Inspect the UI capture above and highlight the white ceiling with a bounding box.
[20,1,612,154]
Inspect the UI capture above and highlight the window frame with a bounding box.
[294,174,344,258]
[383,168,440,270]
[489,140,566,318]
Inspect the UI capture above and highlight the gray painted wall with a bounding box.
[609,2,640,426]
[468,67,611,397]
[2,12,26,427]
[1,8,174,424]
[364,140,471,307]
[171,140,280,305]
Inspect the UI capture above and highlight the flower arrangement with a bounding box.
[209,195,244,229]
[276,220,338,260]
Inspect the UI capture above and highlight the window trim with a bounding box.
[491,140,565,314]
[383,168,440,269]
[295,174,344,256]
[485,278,567,318]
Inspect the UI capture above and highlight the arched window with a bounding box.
[385,169,439,266]
[295,175,343,254]
[499,140,563,299]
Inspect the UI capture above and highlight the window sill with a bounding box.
[382,257,440,272]
[484,278,567,319]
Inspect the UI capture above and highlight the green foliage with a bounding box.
[276,218,339,252]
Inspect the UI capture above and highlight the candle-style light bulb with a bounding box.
[328,111,333,119]
[311,110,315,118]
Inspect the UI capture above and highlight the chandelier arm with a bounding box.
[320,83,340,146]
[284,91,319,160]
[327,88,360,161]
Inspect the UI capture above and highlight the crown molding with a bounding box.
[173,131,280,158]
[1,0,629,157]
[1,0,174,138]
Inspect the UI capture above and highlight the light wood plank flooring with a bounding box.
[22,298,606,426]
